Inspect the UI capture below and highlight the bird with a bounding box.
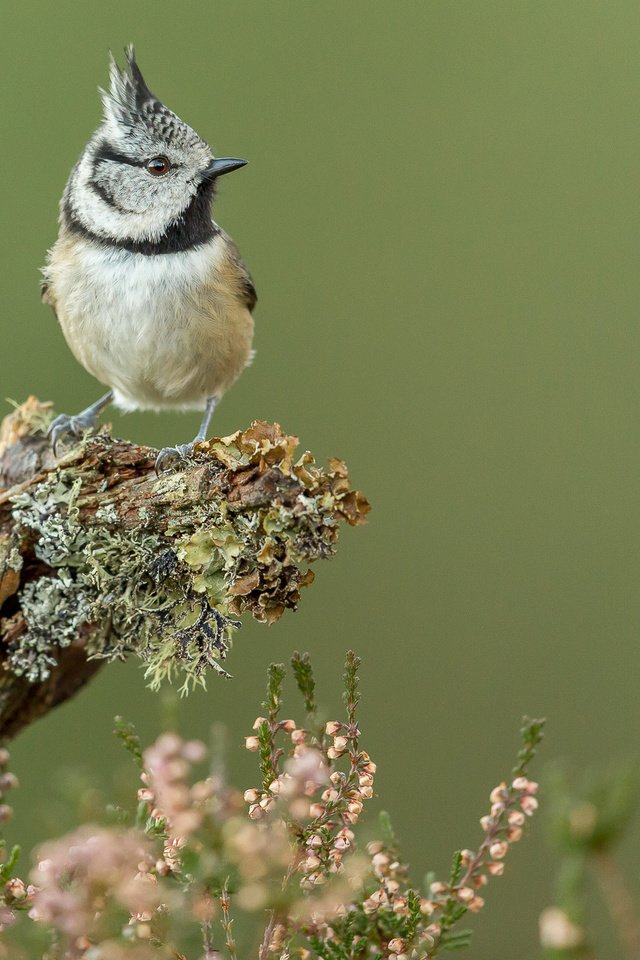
[42,46,256,472]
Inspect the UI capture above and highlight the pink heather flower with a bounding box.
[521,796,539,815]
[508,810,525,826]
[371,853,390,875]
[30,827,158,940]
[0,906,17,931]
[393,897,408,915]
[488,861,505,876]
[430,881,448,895]
[489,841,508,860]
[4,878,27,902]
[479,815,493,832]
[489,783,506,803]
[539,906,584,949]
[363,889,388,914]
[388,938,405,953]
[181,740,207,764]
[245,736,260,751]
[468,896,485,913]
[252,716,267,729]
[325,721,342,736]
[457,887,474,902]
[0,773,18,792]
[284,749,329,794]
[321,788,339,803]
[143,735,211,839]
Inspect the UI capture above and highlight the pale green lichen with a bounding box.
[7,572,92,682]
[8,470,235,693]
[3,417,370,694]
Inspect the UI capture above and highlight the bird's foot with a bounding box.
[155,440,203,476]
[48,410,100,456]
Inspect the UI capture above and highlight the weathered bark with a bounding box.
[0,398,369,740]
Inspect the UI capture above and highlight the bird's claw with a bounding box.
[155,441,199,476]
[48,411,99,457]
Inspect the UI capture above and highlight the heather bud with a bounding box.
[489,783,506,803]
[457,887,474,902]
[489,841,508,860]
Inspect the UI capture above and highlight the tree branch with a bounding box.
[0,398,369,740]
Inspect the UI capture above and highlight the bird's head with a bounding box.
[63,47,247,251]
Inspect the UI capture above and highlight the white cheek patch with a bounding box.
[68,130,202,243]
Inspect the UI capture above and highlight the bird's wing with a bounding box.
[220,231,257,313]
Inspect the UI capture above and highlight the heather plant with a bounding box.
[538,761,640,959]
[0,652,544,959]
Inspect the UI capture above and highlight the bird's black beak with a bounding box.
[202,157,248,180]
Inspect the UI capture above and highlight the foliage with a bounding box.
[539,761,640,959]
[0,653,544,959]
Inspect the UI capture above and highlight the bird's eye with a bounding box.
[146,156,171,176]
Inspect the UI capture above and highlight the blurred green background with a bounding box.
[1,1,640,955]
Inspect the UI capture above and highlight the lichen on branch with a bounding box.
[0,398,369,729]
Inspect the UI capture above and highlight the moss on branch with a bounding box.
[0,398,369,737]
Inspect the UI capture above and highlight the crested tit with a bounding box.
[42,47,256,471]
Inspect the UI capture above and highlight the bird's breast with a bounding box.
[46,232,254,411]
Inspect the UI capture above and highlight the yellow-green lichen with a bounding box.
[2,415,369,694]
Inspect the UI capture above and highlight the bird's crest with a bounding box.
[99,46,200,147]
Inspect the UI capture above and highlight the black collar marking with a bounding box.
[63,181,219,255]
